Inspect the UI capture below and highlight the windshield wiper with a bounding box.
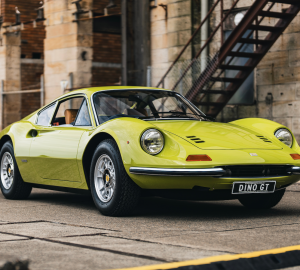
[138,116,157,120]
[157,112,214,121]
[156,111,201,118]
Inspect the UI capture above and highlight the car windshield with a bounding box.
[93,90,208,124]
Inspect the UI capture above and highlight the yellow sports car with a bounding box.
[0,87,300,216]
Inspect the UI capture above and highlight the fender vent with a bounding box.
[186,136,205,144]
[256,135,272,143]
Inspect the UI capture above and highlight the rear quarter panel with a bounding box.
[0,121,38,183]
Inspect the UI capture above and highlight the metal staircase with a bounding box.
[156,0,300,117]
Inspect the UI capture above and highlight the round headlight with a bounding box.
[141,129,164,155]
[275,129,293,148]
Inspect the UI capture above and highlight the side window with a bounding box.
[36,103,56,126]
[75,100,92,126]
[51,97,84,126]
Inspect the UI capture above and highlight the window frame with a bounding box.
[73,99,93,127]
[35,94,95,128]
[90,89,206,126]
[35,102,58,127]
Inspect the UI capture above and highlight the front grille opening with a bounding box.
[222,165,290,177]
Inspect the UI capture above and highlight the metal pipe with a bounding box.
[2,89,40,95]
[41,75,44,107]
[220,0,224,45]
[146,66,152,87]
[121,0,127,86]
[201,0,209,73]
[0,81,3,130]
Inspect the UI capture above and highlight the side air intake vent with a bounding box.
[256,135,272,143]
[186,136,205,144]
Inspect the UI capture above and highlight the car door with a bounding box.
[29,95,93,182]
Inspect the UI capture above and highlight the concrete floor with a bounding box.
[0,184,300,270]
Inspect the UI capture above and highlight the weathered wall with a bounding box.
[216,1,300,142]
[0,33,21,128]
[44,0,93,104]
[149,0,300,142]
[150,0,193,88]
[0,0,45,126]
[21,60,43,118]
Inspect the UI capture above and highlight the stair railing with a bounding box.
[156,0,241,89]
[200,2,276,97]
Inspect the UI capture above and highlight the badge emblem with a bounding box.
[250,153,258,156]
[106,175,110,182]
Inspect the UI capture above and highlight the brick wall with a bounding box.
[92,0,121,87]
[1,0,45,119]
[93,33,121,63]
[21,63,43,90]
[1,0,45,59]
[93,0,121,14]
[21,62,43,118]
[92,67,121,86]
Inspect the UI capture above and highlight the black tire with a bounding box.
[238,189,285,209]
[0,141,32,200]
[90,139,141,216]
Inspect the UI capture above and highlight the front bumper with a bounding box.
[130,166,300,177]
[128,165,300,190]
[129,167,226,177]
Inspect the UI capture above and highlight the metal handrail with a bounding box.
[156,0,240,89]
[171,0,240,91]
[156,0,223,88]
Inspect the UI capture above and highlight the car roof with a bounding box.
[61,86,170,99]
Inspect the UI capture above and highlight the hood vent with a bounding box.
[256,135,272,143]
[186,136,205,144]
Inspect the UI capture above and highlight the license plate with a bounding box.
[232,181,276,194]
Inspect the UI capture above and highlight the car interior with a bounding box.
[51,97,91,127]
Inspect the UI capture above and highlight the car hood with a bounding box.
[149,120,282,150]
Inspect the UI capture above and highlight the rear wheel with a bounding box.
[238,189,285,209]
[90,139,140,216]
[0,141,32,200]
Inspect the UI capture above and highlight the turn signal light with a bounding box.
[186,155,212,161]
[291,154,300,160]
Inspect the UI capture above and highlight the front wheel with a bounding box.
[238,189,285,209]
[90,139,141,216]
[0,141,32,200]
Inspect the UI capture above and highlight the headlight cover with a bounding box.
[275,128,293,148]
[141,129,164,155]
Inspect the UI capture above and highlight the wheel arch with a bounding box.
[82,132,117,189]
[0,135,13,152]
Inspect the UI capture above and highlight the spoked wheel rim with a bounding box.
[1,152,14,190]
[94,154,116,203]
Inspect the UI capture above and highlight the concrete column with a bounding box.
[0,32,21,129]
[44,0,93,104]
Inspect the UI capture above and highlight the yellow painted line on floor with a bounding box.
[115,244,300,270]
